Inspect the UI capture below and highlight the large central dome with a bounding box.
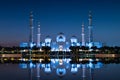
[56,32,66,42]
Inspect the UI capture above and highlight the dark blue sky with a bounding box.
[0,0,120,46]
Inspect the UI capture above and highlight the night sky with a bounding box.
[0,0,120,46]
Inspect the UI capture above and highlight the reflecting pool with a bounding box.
[0,58,120,80]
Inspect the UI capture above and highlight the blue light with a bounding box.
[30,42,35,48]
[20,42,28,47]
[44,67,51,73]
[19,63,27,69]
[71,64,78,73]
[71,67,78,73]
[95,62,103,68]
[88,62,94,68]
[44,64,51,73]
[29,62,36,68]
[56,68,66,76]
[56,33,66,42]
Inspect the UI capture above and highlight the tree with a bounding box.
[42,46,51,54]
[69,46,80,54]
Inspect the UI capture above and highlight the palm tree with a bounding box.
[0,46,2,54]
[114,46,120,54]
[69,46,80,55]
[42,46,51,55]
[91,46,98,53]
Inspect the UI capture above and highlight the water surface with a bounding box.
[0,59,120,80]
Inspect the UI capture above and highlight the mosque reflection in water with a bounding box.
[19,58,103,80]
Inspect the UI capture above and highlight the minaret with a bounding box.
[90,68,94,80]
[29,67,33,80]
[88,11,93,43]
[36,63,40,80]
[81,22,85,46]
[82,64,86,80]
[37,22,41,47]
[29,11,34,47]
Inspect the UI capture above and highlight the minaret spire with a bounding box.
[37,22,41,47]
[81,22,85,46]
[88,11,93,43]
[29,11,34,47]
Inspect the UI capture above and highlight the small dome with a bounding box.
[45,35,51,39]
[70,35,77,43]
[45,35,52,43]
[71,35,77,39]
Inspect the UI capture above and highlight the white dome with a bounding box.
[45,35,52,43]
[56,32,66,42]
[70,36,77,43]
[56,68,66,77]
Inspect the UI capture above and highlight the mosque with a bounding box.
[20,11,103,51]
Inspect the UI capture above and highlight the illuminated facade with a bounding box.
[20,11,103,51]
[40,33,102,51]
[43,33,70,51]
[19,58,103,78]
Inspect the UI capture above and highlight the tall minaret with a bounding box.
[36,63,40,80]
[82,64,86,80]
[37,22,41,47]
[29,11,34,47]
[81,22,85,46]
[88,11,93,43]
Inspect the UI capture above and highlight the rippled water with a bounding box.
[0,58,120,80]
